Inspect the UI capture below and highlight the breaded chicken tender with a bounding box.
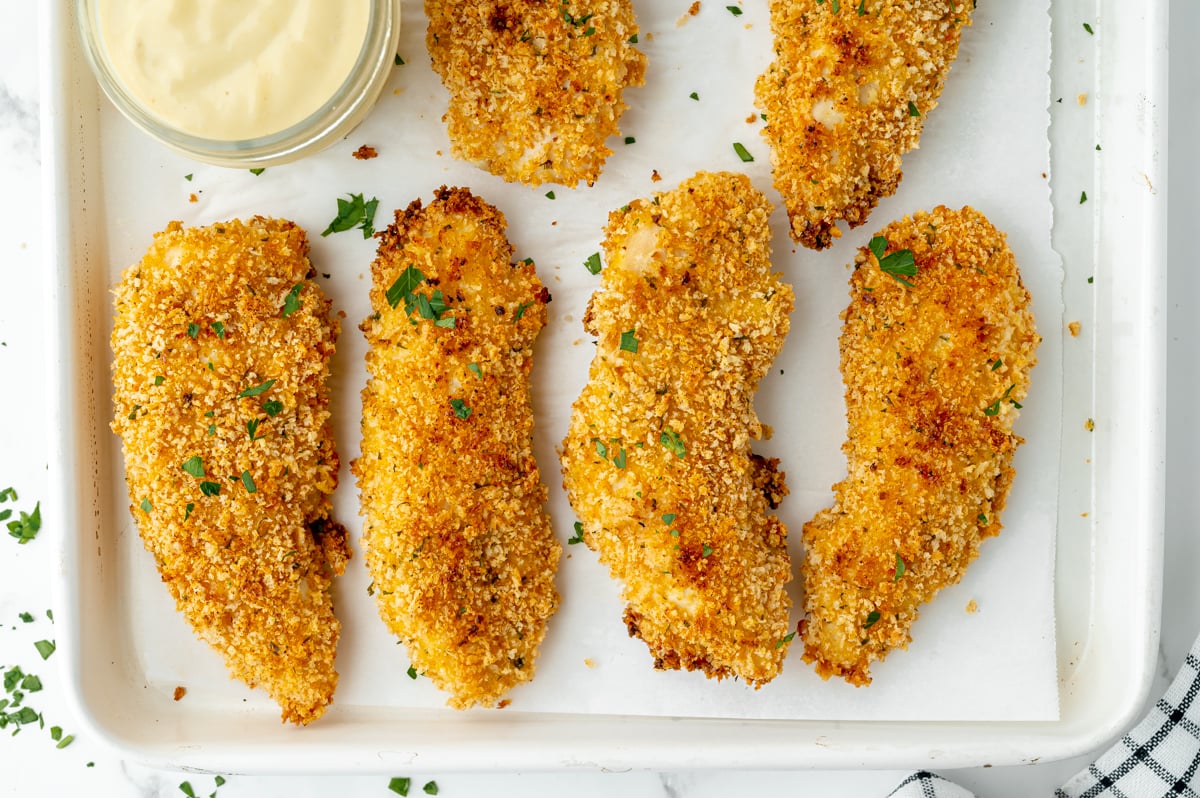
[355,187,560,709]
[802,206,1039,685]
[110,218,349,725]
[755,1,973,249]
[561,172,795,686]
[425,0,645,187]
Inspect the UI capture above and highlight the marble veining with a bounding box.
[0,81,39,165]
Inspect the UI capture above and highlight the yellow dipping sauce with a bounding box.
[94,0,371,141]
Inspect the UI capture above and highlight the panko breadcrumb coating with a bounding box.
[561,172,795,687]
[755,1,973,249]
[425,0,645,187]
[354,187,561,709]
[110,218,349,725]
[802,206,1039,685]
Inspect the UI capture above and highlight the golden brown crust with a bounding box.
[755,1,973,249]
[425,0,646,187]
[110,217,348,725]
[354,187,561,709]
[801,206,1039,685]
[561,171,795,687]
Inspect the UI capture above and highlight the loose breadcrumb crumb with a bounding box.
[802,206,1039,686]
[353,145,379,160]
[1068,321,1081,337]
[755,1,973,249]
[561,171,795,687]
[355,187,561,709]
[965,600,979,614]
[111,217,349,725]
[425,0,646,187]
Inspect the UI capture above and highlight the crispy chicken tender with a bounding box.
[425,0,645,187]
[802,206,1039,685]
[561,172,795,686]
[755,1,973,249]
[354,187,561,709]
[110,218,349,725]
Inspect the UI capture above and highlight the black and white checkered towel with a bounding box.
[888,632,1200,798]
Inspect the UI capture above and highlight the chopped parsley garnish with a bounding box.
[661,513,676,524]
[659,427,687,458]
[624,136,636,144]
[732,142,754,162]
[423,781,439,795]
[868,236,917,286]
[389,777,412,795]
[584,252,603,274]
[263,399,284,417]
[514,301,533,322]
[140,497,153,514]
[395,54,405,65]
[180,783,197,798]
[181,456,206,478]
[775,631,796,649]
[628,33,638,43]
[187,323,200,339]
[211,321,226,340]
[857,0,866,13]
[18,612,33,623]
[185,503,194,521]
[908,101,920,117]
[386,266,426,309]
[689,91,700,101]
[34,640,55,660]
[991,358,1003,371]
[568,521,585,545]
[450,398,472,420]
[249,168,265,176]
[545,191,556,200]
[321,193,380,238]
[281,284,304,318]
[894,554,906,581]
[154,375,165,386]
[594,439,609,459]
[726,5,743,15]
[977,513,988,524]
[247,418,265,441]
[240,471,256,493]
[184,173,193,182]
[406,666,418,680]
[701,544,713,558]
[613,447,627,469]
[984,384,1017,416]
[619,329,639,353]
[199,481,222,497]
[467,362,483,378]
[1083,22,1094,34]
[1079,190,1088,204]
[238,379,276,399]
[863,611,881,629]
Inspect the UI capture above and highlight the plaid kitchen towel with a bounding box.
[888,631,1200,798]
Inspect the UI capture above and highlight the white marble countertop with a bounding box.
[2,2,1197,795]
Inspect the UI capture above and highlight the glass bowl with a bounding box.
[74,0,402,168]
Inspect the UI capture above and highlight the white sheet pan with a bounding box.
[40,0,1166,769]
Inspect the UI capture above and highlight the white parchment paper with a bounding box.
[102,0,1060,721]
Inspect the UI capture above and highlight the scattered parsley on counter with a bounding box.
[179,782,197,798]
[321,192,380,238]
[624,136,636,144]
[1079,190,1088,204]
[394,54,406,66]
[545,191,556,200]
[6,500,41,545]
[406,665,418,679]
[1083,22,1094,34]
[726,5,743,15]
[34,640,55,660]
[689,91,699,101]
[184,173,193,182]
[568,522,585,545]
[389,777,412,795]
[423,781,439,795]
[732,142,754,162]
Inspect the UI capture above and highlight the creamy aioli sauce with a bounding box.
[95,0,371,141]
